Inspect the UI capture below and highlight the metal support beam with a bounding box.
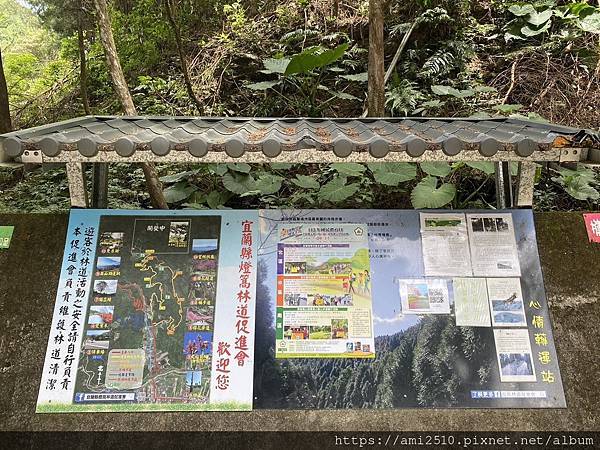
[66,162,89,208]
[91,163,109,209]
[495,161,513,209]
[515,162,537,207]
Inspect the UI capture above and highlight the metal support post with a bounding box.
[495,161,513,209]
[91,163,109,209]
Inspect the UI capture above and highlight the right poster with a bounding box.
[254,209,565,409]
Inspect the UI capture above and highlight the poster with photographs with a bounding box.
[274,223,375,358]
[467,213,521,277]
[37,210,258,413]
[494,329,537,382]
[398,278,451,314]
[487,277,527,327]
[419,213,472,276]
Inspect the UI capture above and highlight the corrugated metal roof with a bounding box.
[0,115,597,159]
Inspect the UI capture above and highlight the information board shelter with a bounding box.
[1,115,599,208]
[0,115,584,413]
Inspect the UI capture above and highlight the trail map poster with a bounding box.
[274,223,374,358]
[37,209,258,412]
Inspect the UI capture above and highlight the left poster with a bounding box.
[37,209,259,413]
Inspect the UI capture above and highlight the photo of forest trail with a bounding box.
[1,0,599,212]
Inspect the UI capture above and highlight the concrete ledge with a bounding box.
[0,212,598,431]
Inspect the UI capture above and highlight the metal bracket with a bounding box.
[20,149,43,163]
[558,147,587,163]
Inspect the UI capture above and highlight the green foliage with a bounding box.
[466,161,496,175]
[2,0,599,213]
[284,43,348,75]
[163,181,198,203]
[552,165,599,201]
[368,163,417,186]
[318,176,360,202]
[244,41,363,116]
[419,162,452,178]
[411,176,457,209]
[504,1,600,41]
[386,79,425,116]
[331,162,366,177]
[291,175,320,189]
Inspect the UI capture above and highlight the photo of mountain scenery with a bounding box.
[253,209,565,408]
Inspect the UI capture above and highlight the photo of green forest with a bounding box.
[1,0,599,212]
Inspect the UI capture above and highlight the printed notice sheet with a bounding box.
[420,213,472,276]
[275,223,375,358]
[466,213,521,277]
[494,329,536,382]
[399,278,451,314]
[453,278,491,327]
[487,277,526,327]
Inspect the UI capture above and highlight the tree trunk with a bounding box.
[0,48,12,134]
[78,4,91,115]
[94,0,136,115]
[367,0,385,117]
[164,0,203,112]
[93,0,168,209]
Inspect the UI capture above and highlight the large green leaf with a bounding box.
[368,163,417,186]
[284,43,349,76]
[209,164,228,176]
[318,176,360,202]
[246,80,281,91]
[340,72,368,82]
[222,172,256,195]
[526,9,553,26]
[262,58,290,74]
[509,4,536,17]
[564,177,600,201]
[331,162,366,177]
[254,174,284,195]
[227,163,252,173]
[410,176,456,208]
[163,181,198,203]
[521,20,552,36]
[466,161,496,175]
[505,21,527,41]
[206,190,231,209]
[420,162,452,177]
[159,170,196,183]
[292,175,321,189]
[431,85,474,98]
[578,12,600,34]
[557,164,596,183]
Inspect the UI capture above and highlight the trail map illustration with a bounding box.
[75,215,221,407]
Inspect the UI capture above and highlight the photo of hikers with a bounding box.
[307,293,352,307]
[344,270,371,296]
[284,262,306,274]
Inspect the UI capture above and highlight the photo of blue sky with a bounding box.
[192,239,218,253]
